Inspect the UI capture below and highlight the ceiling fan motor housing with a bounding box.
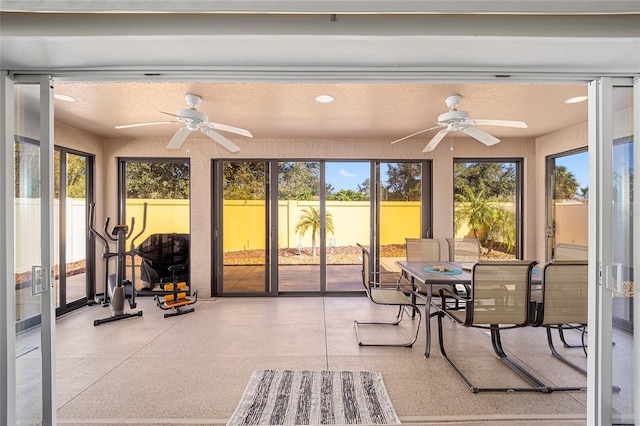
[177,108,208,123]
[438,109,469,123]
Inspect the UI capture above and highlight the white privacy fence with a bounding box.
[15,198,87,274]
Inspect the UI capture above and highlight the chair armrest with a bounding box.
[370,271,403,288]
[439,287,469,311]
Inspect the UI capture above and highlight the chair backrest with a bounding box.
[356,243,373,295]
[537,260,588,326]
[469,260,538,326]
[554,243,588,261]
[405,238,441,261]
[446,238,481,261]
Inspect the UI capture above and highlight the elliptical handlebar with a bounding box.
[129,203,148,297]
[104,217,117,242]
[88,202,109,248]
[130,203,148,250]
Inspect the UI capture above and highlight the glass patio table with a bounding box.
[396,260,542,358]
[395,261,473,358]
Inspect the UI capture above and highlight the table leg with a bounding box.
[424,289,432,358]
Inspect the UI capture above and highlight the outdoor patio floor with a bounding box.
[47,294,599,425]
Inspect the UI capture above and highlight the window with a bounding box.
[454,160,522,259]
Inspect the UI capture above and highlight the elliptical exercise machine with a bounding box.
[89,202,146,326]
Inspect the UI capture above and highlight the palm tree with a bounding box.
[455,187,516,254]
[484,205,516,253]
[294,207,335,256]
[554,165,579,200]
[454,187,492,240]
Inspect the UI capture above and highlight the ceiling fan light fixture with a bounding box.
[564,95,588,104]
[315,94,334,104]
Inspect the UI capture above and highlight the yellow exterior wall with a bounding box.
[380,202,421,244]
[224,200,267,252]
[128,199,423,252]
[226,200,420,251]
[125,199,190,245]
[124,199,580,254]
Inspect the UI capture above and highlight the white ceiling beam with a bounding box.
[1,0,639,14]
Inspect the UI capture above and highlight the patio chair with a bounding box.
[436,260,552,393]
[446,238,481,262]
[404,238,449,296]
[551,244,589,348]
[533,260,588,374]
[354,243,422,347]
[553,243,588,261]
[446,237,481,297]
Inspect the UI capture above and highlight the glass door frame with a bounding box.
[56,147,95,314]
[544,148,589,262]
[213,159,273,296]
[587,76,639,425]
[1,73,57,426]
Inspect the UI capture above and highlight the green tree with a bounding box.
[382,163,421,201]
[455,187,516,253]
[126,162,190,199]
[66,154,87,198]
[357,178,370,199]
[223,162,266,200]
[294,207,335,256]
[484,205,516,253]
[278,162,320,200]
[454,162,516,200]
[454,187,493,240]
[579,186,589,201]
[326,189,366,201]
[554,165,579,200]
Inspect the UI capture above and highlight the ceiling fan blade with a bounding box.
[160,111,182,118]
[115,121,177,129]
[166,127,190,149]
[471,119,528,128]
[201,128,241,153]
[460,126,500,146]
[207,122,253,138]
[422,128,449,152]
[391,125,442,144]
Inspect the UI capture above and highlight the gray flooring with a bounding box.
[50,295,593,425]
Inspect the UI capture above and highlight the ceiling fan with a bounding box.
[115,94,252,152]
[391,94,527,152]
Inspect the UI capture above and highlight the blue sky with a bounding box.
[556,151,589,188]
[325,162,370,191]
[326,146,634,194]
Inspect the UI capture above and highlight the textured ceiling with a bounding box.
[52,81,589,143]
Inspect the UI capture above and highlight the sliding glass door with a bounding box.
[220,161,270,294]
[546,150,589,261]
[277,162,321,292]
[588,77,637,425]
[453,160,522,259]
[325,161,369,292]
[55,149,93,312]
[377,162,423,273]
[5,76,57,426]
[214,160,431,294]
[120,159,191,293]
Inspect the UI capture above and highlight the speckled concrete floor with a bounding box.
[51,296,592,425]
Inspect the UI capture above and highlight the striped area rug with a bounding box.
[227,369,401,426]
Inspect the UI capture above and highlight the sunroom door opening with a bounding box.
[120,159,191,296]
